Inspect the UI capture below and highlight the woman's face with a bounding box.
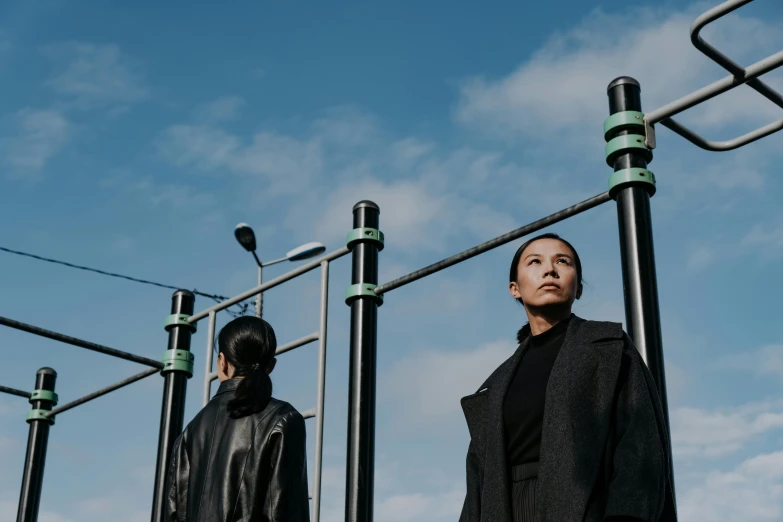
[509,238,581,310]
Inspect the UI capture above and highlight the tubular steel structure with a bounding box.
[2,2,781,522]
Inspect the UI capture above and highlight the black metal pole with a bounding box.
[344,201,382,522]
[607,77,676,509]
[150,290,195,522]
[17,368,57,522]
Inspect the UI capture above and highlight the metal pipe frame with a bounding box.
[0,385,32,399]
[646,0,783,151]
[375,191,612,296]
[189,247,350,323]
[199,261,333,522]
[0,315,163,369]
[46,367,160,418]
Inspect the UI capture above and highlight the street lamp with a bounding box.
[234,223,326,318]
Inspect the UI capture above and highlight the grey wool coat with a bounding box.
[459,315,677,522]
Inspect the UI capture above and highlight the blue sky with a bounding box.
[1,0,783,521]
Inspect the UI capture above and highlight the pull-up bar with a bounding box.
[0,315,163,369]
[374,191,612,295]
[0,385,32,399]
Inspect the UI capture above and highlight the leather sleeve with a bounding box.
[459,440,481,522]
[165,433,189,522]
[603,335,669,521]
[265,410,311,522]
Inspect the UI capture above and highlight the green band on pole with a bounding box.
[347,228,385,251]
[165,314,197,333]
[605,134,652,166]
[161,349,195,377]
[29,390,58,405]
[609,168,656,198]
[26,409,55,425]
[345,283,383,306]
[603,111,645,141]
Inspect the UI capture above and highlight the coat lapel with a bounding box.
[535,316,624,522]
[461,330,531,522]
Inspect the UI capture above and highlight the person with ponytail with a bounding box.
[165,316,310,522]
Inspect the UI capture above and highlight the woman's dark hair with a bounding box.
[509,232,583,305]
[218,316,277,419]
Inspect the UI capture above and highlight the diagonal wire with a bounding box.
[0,245,251,317]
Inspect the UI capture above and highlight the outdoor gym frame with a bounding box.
[1,247,348,522]
[339,1,782,521]
[2,1,781,521]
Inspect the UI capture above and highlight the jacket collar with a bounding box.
[214,378,241,397]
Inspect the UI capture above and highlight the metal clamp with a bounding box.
[165,314,197,333]
[605,134,653,166]
[29,390,58,405]
[26,409,55,425]
[347,228,385,251]
[161,349,195,377]
[609,168,656,198]
[603,111,645,140]
[345,283,383,306]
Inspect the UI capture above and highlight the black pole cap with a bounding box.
[607,76,641,93]
[353,200,380,213]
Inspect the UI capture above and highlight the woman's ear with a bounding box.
[576,283,583,300]
[509,281,521,300]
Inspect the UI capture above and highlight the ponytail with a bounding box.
[226,364,273,419]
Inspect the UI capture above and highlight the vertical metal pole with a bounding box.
[607,77,676,507]
[256,263,264,319]
[344,201,381,522]
[17,367,57,522]
[203,310,217,407]
[312,260,330,522]
[151,290,195,522]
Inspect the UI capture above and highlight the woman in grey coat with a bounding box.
[459,233,677,522]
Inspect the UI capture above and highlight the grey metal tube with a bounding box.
[375,192,612,295]
[646,48,783,124]
[301,408,316,419]
[658,116,783,151]
[691,0,783,110]
[203,311,217,407]
[276,332,319,356]
[46,367,160,417]
[0,315,163,369]
[311,260,329,522]
[257,264,263,319]
[0,386,31,399]
[189,247,350,323]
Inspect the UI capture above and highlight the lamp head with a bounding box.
[234,223,257,252]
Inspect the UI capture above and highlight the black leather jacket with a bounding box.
[165,378,310,521]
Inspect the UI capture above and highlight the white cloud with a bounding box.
[741,220,783,257]
[43,42,148,109]
[375,489,464,522]
[2,108,69,174]
[381,339,516,428]
[194,96,246,123]
[717,344,783,379]
[678,450,783,522]
[687,245,715,270]
[455,6,783,144]
[671,400,783,458]
[157,124,322,195]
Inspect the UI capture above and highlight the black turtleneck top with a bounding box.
[503,316,571,466]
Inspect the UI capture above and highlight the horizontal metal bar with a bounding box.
[46,367,160,417]
[207,371,218,382]
[0,315,164,369]
[691,0,783,110]
[646,49,783,125]
[375,191,612,295]
[189,247,350,323]
[0,385,32,399]
[659,116,783,151]
[301,408,316,419]
[276,332,319,356]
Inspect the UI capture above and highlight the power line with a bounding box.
[0,245,250,317]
